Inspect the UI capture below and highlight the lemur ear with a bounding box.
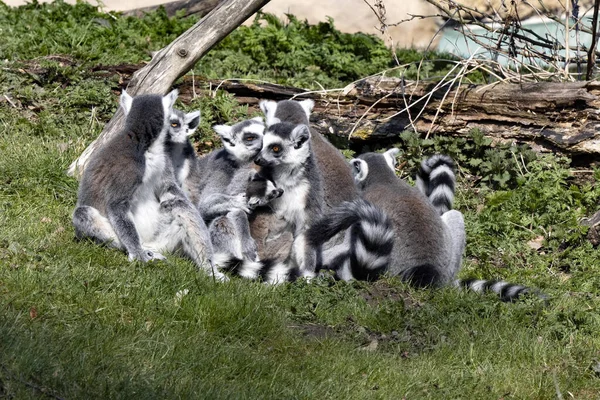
[291,124,311,149]
[162,89,178,112]
[298,99,315,119]
[259,100,279,126]
[184,110,200,133]
[120,90,133,115]
[213,124,233,143]
[383,148,400,172]
[350,158,369,183]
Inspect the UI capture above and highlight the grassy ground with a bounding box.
[1,2,600,398]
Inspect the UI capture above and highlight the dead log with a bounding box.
[68,0,271,178]
[124,0,222,18]
[169,76,600,159]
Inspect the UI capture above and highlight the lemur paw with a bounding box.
[232,193,251,213]
[129,250,166,262]
[211,270,230,282]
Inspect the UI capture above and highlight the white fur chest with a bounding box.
[131,136,167,242]
[143,138,167,184]
[272,178,310,229]
[176,158,191,186]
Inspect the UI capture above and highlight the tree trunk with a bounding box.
[67,0,271,178]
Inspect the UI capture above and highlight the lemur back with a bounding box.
[308,149,460,287]
[358,152,457,286]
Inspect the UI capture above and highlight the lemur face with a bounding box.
[246,173,284,209]
[213,117,265,163]
[254,122,311,168]
[167,109,200,144]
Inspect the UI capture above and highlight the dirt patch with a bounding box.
[359,280,421,309]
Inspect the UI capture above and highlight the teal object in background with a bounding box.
[437,13,595,67]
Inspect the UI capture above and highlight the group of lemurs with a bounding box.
[72,90,538,301]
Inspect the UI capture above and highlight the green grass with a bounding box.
[1,1,600,398]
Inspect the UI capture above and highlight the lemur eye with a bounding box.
[171,122,180,128]
[245,136,255,142]
[271,145,281,153]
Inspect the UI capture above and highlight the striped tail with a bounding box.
[307,199,394,281]
[456,278,548,302]
[213,253,312,284]
[416,154,456,215]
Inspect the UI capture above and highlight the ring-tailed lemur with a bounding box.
[249,99,360,264]
[259,99,359,212]
[164,113,271,264]
[308,149,464,287]
[193,117,266,220]
[254,122,324,273]
[310,150,543,301]
[210,173,284,269]
[165,108,200,189]
[72,90,222,280]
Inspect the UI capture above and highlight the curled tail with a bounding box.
[307,199,394,281]
[416,154,456,215]
[456,278,548,302]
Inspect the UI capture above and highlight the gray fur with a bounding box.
[252,99,359,263]
[169,116,270,267]
[165,108,200,190]
[210,175,284,268]
[72,90,221,279]
[254,122,324,273]
[192,117,265,220]
[259,99,359,211]
[351,151,460,286]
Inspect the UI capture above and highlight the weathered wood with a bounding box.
[124,0,222,18]
[170,76,600,158]
[68,0,271,178]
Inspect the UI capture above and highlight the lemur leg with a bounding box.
[154,187,225,281]
[228,209,259,262]
[441,209,466,280]
[290,230,318,273]
[72,206,122,249]
[104,201,164,262]
[209,213,243,267]
[197,193,249,221]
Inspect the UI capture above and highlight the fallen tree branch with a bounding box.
[171,76,600,159]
